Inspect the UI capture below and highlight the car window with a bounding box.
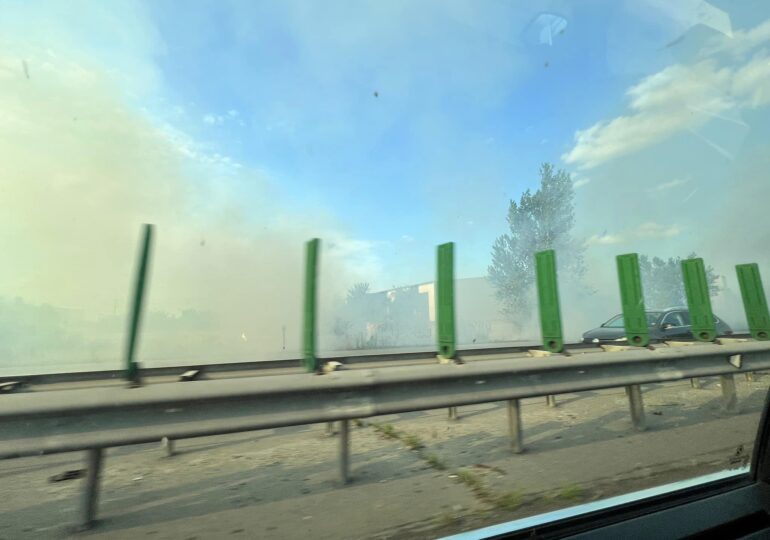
[603,312,661,328]
[662,312,685,327]
[647,312,662,326]
[604,315,625,328]
[679,311,691,325]
[2,2,768,539]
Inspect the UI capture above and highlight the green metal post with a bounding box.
[682,258,717,342]
[736,263,770,340]
[616,253,649,347]
[125,224,154,386]
[303,238,321,372]
[436,242,456,359]
[535,250,564,353]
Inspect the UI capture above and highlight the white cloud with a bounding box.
[202,111,243,125]
[586,233,623,245]
[563,61,734,169]
[202,113,224,125]
[586,222,681,246]
[572,177,591,189]
[158,122,243,172]
[637,221,681,238]
[732,53,770,108]
[652,177,689,192]
[563,20,770,170]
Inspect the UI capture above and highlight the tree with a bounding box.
[488,163,585,322]
[335,282,375,348]
[639,253,721,308]
[346,282,370,303]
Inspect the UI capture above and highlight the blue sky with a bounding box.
[119,0,664,283]
[161,5,607,201]
[121,0,770,287]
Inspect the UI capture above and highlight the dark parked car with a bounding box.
[582,307,732,344]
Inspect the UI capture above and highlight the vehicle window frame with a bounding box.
[603,315,625,328]
[646,312,662,326]
[661,312,685,327]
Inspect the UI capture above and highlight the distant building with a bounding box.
[348,277,515,347]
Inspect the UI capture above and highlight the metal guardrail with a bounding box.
[0,340,604,387]
[1,340,769,528]
[1,336,752,388]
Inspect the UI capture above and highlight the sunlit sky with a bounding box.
[2,0,770,332]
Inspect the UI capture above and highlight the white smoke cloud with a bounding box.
[0,27,378,370]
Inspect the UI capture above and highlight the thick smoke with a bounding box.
[0,49,372,373]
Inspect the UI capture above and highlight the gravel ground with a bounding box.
[0,374,767,539]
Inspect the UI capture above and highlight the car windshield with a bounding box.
[2,2,767,539]
[604,312,662,328]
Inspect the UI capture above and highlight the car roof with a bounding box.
[610,308,726,317]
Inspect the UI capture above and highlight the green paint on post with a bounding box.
[125,224,154,386]
[436,242,456,359]
[736,263,770,341]
[535,249,564,353]
[616,253,649,347]
[303,238,320,372]
[682,258,716,342]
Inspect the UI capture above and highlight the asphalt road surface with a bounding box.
[1,373,766,539]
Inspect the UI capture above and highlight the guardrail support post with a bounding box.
[690,378,702,389]
[161,437,175,457]
[507,399,523,453]
[627,385,646,431]
[720,374,738,413]
[546,395,557,408]
[80,448,104,530]
[339,419,350,484]
[448,406,458,420]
